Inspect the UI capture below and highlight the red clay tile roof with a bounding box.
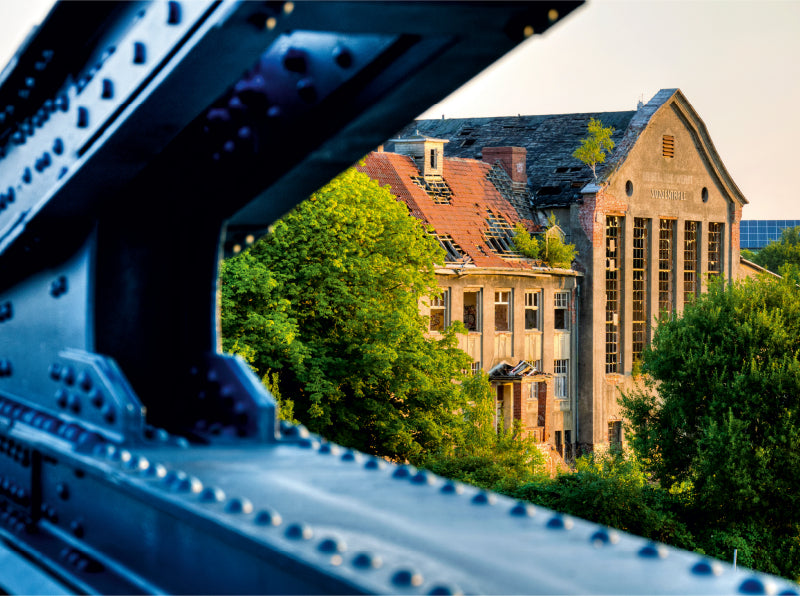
[359,151,541,269]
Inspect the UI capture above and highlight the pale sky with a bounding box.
[2,0,798,219]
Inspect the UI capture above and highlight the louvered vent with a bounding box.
[662,135,675,158]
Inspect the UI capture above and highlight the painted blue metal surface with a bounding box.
[0,1,797,594]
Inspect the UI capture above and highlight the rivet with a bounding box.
[691,559,722,576]
[89,388,104,408]
[66,393,81,414]
[265,16,277,30]
[546,515,573,529]
[318,538,346,553]
[333,46,352,68]
[283,2,294,14]
[55,94,69,112]
[352,552,381,570]
[296,78,317,103]
[142,463,167,478]
[440,481,463,494]
[523,25,534,38]
[69,519,84,538]
[225,497,254,514]
[101,404,116,424]
[364,457,384,470]
[318,443,340,455]
[56,483,69,500]
[254,508,282,526]
[5,187,13,202]
[101,79,113,99]
[200,486,226,502]
[428,584,462,595]
[392,465,415,479]
[22,168,32,184]
[283,48,307,73]
[267,105,282,118]
[638,543,667,558]
[175,476,203,494]
[53,138,64,155]
[133,42,146,64]
[167,1,181,24]
[0,359,12,377]
[77,107,89,128]
[739,578,767,594]
[285,523,312,540]
[392,569,423,588]
[51,276,68,298]
[341,450,358,462]
[471,492,496,505]
[590,529,619,547]
[510,502,534,517]
[411,470,434,485]
[49,363,62,380]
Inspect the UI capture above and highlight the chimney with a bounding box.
[389,132,449,177]
[482,146,527,190]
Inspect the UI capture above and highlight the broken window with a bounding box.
[632,218,649,362]
[659,219,675,315]
[608,421,622,448]
[554,359,568,399]
[524,291,540,330]
[708,222,723,277]
[484,211,518,256]
[430,148,437,169]
[606,216,621,373]
[555,430,563,456]
[463,290,481,332]
[494,291,511,332]
[684,221,700,303]
[411,176,452,204]
[429,289,449,331]
[554,292,569,331]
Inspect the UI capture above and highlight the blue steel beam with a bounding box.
[0,1,797,594]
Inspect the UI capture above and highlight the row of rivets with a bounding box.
[0,475,29,505]
[0,435,30,467]
[58,547,103,573]
[0,508,27,535]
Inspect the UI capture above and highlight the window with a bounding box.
[524,291,540,330]
[555,430,563,456]
[494,291,511,332]
[463,290,481,332]
[565,430,572,460]
[605,216,621,373]
[554,359,568,399]
[429,290,449,331]
[430,148,437,169]
[708,222,723,277]
[470,361,481,374]
[658,219,675,316]
[662,135,674,158]
[684,221,699,303]
[554,292,570,330]
[632,218,648,361]
[608,421,622,448]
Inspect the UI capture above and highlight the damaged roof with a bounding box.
[358,151,545,269]
[393,89,680,208]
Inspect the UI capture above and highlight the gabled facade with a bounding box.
[359,140,581,462]
[396,89,747,451]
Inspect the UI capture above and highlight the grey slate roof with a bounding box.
[392,90,679,209]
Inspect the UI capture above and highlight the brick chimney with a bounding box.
[482,146,527,190]
[389,132,449,177]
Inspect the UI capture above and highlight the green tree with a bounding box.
[620,275,800,579]
[572,117,615,181]
[512,213,577,268]
[220,167,485,462]
[747,225,800,277]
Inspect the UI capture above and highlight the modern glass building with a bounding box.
[740,220,800,249]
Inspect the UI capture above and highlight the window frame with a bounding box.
[429,289,449,332]
[554,358,569,399]
[524,290,541,331]
[463,289,482,332]
[554,292,570,331]
[494,290,512,332]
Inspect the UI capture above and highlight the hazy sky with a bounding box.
[2,0,798,219]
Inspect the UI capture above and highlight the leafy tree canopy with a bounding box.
[220,166,490,462]
[745,225,800,278]
[572,117,615,181]
[620,275,800,578]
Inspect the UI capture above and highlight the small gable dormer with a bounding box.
[390,132,449,177]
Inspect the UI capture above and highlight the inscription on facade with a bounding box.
[643,171,694,185]
[650,188,688,201]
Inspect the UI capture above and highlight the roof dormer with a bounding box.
[389,132,449,177]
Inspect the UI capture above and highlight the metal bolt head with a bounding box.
[285,523,312,540]
[254,508,282,526]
